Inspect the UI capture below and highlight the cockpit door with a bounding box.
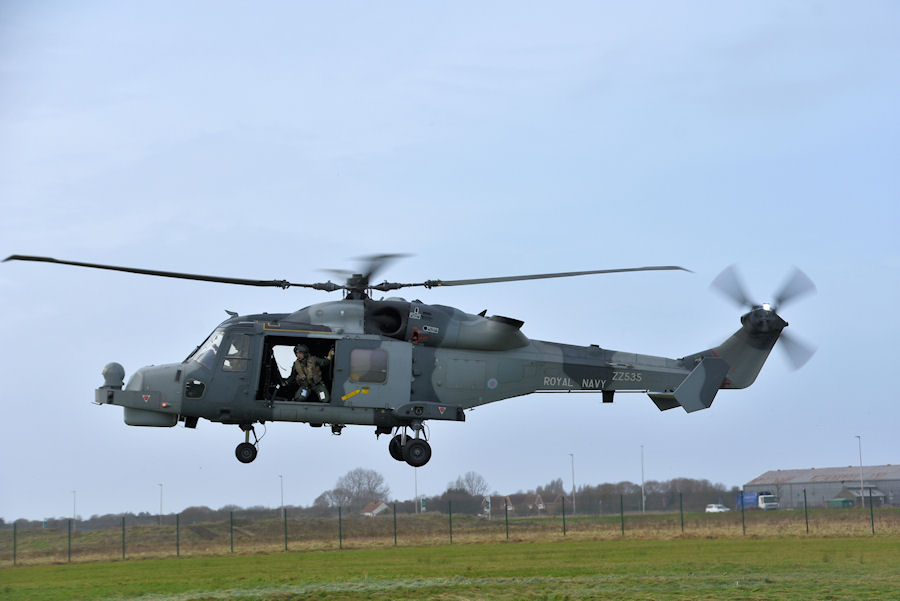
[215,331,255,403]
[332,339,412,409]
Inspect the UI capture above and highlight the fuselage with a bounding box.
[97,298,696,430]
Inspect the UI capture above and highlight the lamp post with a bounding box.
[158,483,163,525]
[640,445,646,513]
[569,453,576,515]
[72,490,76,523]
[279,474,287,550]
[856,435,864,508]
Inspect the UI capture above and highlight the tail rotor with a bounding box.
[711,265,817,370]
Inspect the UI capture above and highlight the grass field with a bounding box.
[2,535,899,600]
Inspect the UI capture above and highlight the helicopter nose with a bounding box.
[123,363,186,410]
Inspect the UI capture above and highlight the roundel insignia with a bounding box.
[487,378,498,390]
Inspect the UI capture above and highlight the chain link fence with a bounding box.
[3,494,898,565]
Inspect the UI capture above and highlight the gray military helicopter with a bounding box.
[5,255,815,467]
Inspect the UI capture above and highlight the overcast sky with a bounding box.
[1,2,898,522]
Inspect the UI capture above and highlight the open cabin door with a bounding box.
[332,339,412,408]
[255,335,336,403]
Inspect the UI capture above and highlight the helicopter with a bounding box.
[4,254,815,467]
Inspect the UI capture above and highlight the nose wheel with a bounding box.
[235,424,259,464]
[387,427,432,467]
[235,442,258,463]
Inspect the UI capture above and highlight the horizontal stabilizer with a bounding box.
[648,357,730,413]
[648,393,680,411]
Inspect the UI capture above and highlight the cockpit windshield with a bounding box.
[187,329,225,370]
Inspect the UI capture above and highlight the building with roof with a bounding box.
[744,464,900,509]
[360,501,389,517]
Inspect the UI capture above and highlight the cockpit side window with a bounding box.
[223,333,251,372]
[349,348,388,383]
[189,329,225,370]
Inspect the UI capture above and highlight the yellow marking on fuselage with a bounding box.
[341,387,370,401]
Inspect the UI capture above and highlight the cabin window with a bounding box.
[349,348,388,383]
[223,334,250,372]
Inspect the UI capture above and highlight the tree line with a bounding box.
[2,469,737,530]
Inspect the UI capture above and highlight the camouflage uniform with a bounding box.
[289,355,331,402]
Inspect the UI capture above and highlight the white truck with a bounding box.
[757,494,779,510]
[737,491,780,510]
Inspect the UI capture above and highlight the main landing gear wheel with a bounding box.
[403,438,432,467]
[235,442,258,463]
[388,435,405,461]
[235,424,260,463]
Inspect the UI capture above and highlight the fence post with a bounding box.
[562,496,566,536]
[393,503,397,546]
[679,493,684,534]
[740,489,746,535]
[176,514,181,557]
[619,495,624,537]
[449,501,453,544]
[68,519,72,563]
[121,516,126,560]
[869,488,875,535]
[505,502,509,540]
[230,511,234,553]
[338,506,343,550]
[803,489,809,534]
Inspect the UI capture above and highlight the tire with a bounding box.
[388,435,405,461]
[403,438,432,467]
[235,442,258,463]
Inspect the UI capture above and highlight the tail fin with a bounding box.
[685,307,786,390]
[651,310,784,413]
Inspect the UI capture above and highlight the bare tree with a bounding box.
[317,467,390,510]
[535,478,565,497]
[450,471,490,497]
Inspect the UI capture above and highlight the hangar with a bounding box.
[744,464,900,509]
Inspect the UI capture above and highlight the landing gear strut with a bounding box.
[387,425,431,467]
[235,424,259,463]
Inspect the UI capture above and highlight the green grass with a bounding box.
[2,536,899,600]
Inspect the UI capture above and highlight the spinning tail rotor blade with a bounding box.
[779,331,817,370]
[774,267,816,309]
[710,265,754,309]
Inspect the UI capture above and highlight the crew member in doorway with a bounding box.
[289,344,332,402]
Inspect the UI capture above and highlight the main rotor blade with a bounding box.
[402,265,691,289]
[774,267,816,309]
[779,330,816,370]
[710,265,754,309]
[358,253,411,281]
[3,255,317,290]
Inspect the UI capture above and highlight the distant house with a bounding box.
[744,464,900,508]
[360,501,389,517]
